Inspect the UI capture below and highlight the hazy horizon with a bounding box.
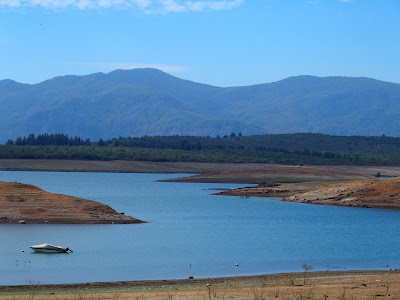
[1,1,399,87]
[2,68,400,88]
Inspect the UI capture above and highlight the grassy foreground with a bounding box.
[1,270,399,299]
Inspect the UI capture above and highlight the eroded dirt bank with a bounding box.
[0,159,317,174]
[2,159,400,178]
[283,176,400,210]
[162,164,373,183]
[0,181,144,224]
[185,165,400,210]
[217,176,400,210]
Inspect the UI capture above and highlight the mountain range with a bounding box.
[1,68,400,142]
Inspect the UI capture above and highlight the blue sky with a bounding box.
[1,0,399,87]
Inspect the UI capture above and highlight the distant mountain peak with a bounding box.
[1,70,400,141]
[0,79,28,91]
[108,68,166,74]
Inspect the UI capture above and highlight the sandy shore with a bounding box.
[1,270,400,299]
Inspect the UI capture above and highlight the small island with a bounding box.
[0,181,145,224]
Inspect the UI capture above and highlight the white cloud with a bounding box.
[0,0,151,9]
[149,0,185,13]
[145,0,243,14]
[0,0,244,12]
[82,62,189,73]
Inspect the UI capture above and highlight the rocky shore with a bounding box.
[219,176,400,210]
[283,176,400,210]
[0,181,144,224]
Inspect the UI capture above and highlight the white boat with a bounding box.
[30,243,73,253]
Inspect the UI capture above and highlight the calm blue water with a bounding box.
[0,171,399,285]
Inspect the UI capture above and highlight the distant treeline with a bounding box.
[2,133,400,165]
[6,133,91,146]
[6,132,400,154]
[100,133,400,155]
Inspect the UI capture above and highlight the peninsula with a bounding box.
[162,163,400,210]
[0,181,144,224]
[213,171,400,210]
[283,176,400,210]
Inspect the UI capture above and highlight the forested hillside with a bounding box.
[3,133,400,166]
[1,69,400,141]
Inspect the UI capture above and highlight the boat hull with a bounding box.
[30,243,71,253]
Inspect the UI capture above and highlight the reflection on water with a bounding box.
[0,171,399,285]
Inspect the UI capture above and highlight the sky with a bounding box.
[1,0,400,87]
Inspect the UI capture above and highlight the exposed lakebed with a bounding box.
[0,171,399,285]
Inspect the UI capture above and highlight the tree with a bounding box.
[97,139,106,146]
[302,264,313,285]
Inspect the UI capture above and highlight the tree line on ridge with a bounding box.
[2,132,400,166]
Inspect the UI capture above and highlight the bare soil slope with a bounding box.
[0,181,144,224]
[163,165,371,183]
[284,177,400,209]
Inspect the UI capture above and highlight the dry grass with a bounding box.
[1,271,400,300]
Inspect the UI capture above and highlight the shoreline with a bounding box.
[0,270,394,290]
[1,270,399,299]
[2,159,400,212]
[2,159,400,177]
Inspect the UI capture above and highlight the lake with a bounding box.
[0,171,399,285]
